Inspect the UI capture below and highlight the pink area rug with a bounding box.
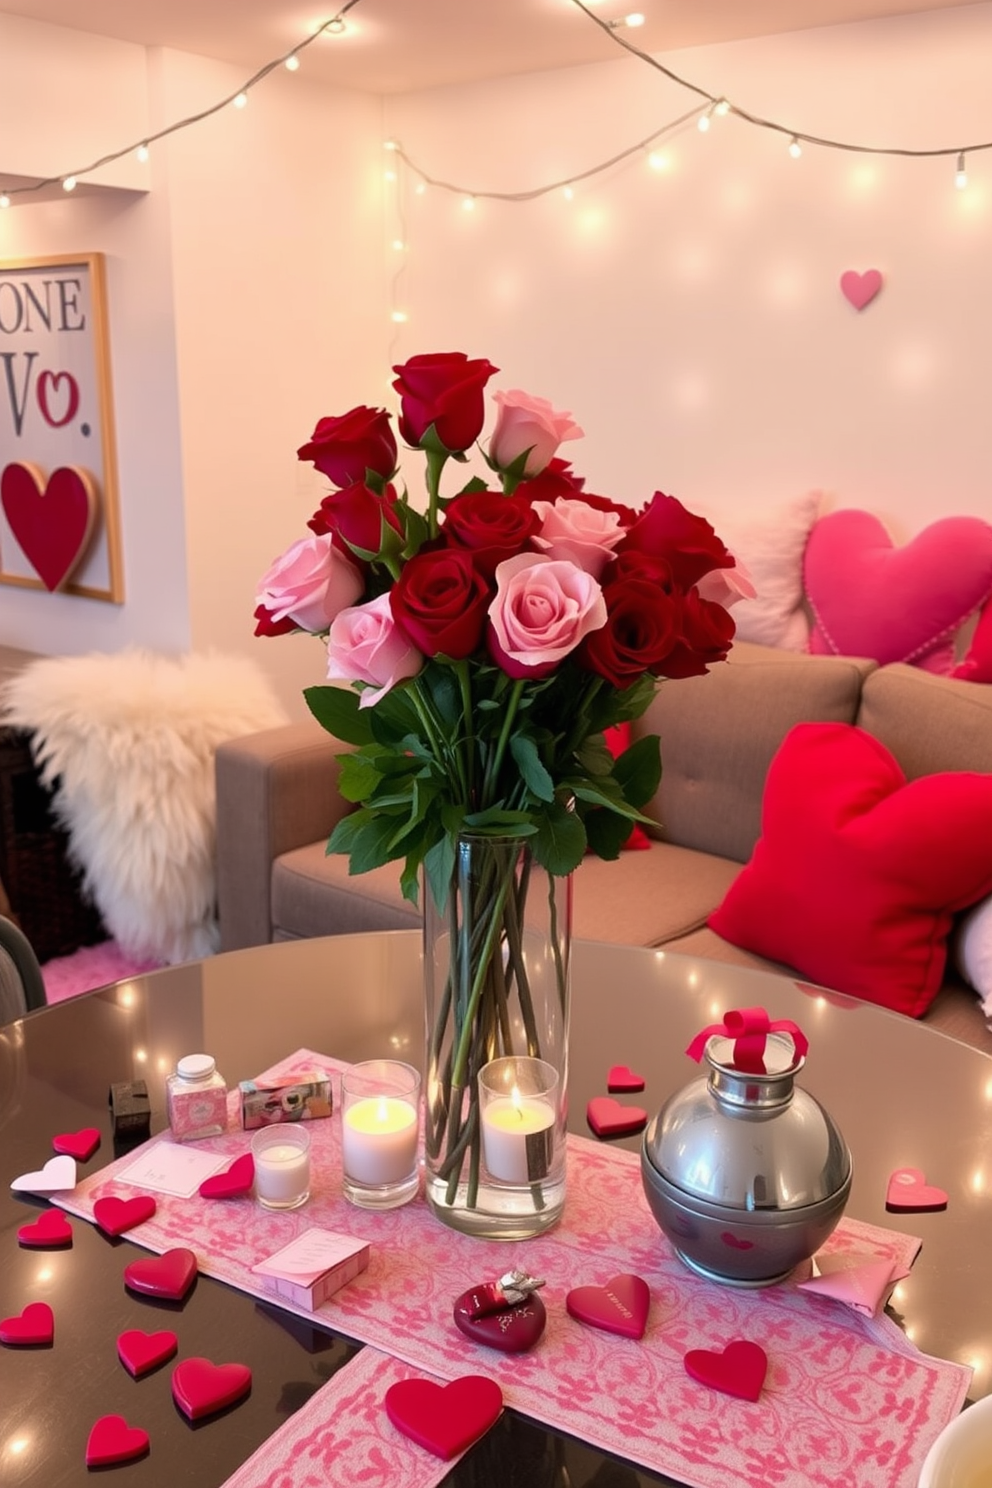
[41,940,164,1005]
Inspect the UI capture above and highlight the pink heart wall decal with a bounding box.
[840,269,883,310]
[804,510,992,667]
[0,462,98,591]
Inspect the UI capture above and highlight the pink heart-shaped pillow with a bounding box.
[804,510,992,667]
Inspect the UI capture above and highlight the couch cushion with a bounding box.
[708,722,992,1018]
[855,664,992,778]
[636,642,875,864]
[273,844,420,939]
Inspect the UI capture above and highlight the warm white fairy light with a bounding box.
[383,139,399,152]
[955,151,968,188]
[789,136,803,159]
[62,175,77,191]
[323,17,346,34]
[714,98,730,116]
[391,237,405,250]
[391,309,408,322]
[136,143,150,162]
[285,55,300,72]
[384,168,397,182]
[697,108,713,134]
[562,184,574,200]
[0,193,10,208]
[462,195,476,211]
[233,92,248,109]
[623,12,645,25]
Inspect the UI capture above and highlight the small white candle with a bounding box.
[253,1139,310,1207]
[481,1085,555,1183]
[342,1096,418,1187]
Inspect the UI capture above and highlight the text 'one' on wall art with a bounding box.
[0,252,123,602]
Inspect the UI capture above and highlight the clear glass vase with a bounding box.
[422,834,571,1239]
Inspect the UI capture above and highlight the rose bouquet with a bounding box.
[256,351,741,1231]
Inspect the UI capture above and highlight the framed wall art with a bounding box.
[0,251,124,602]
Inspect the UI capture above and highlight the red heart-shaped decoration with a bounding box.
[385,1375,503,1461]
[566,1274,651,1341]
[85,1415,150,1467]
[117,1328,179,1377]
[171,1357,252,1420]
[684,1339,768,1402]
[124,1247,197,1301]
[721,1231,755,1251]
[840,268,883,311]
[885,1167,948,1212]
[0,461,98,591]
[453,1290,547,1353]
[52,1127,101,1161]
[199,1153,254,1199]
[94,1194,157,1237]
[17,1208,73,1248]
[586,1096,647,1139]
[607,1064,645,1093]
[0,1301,54,1345]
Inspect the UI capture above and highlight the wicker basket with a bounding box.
[0,727,107,964]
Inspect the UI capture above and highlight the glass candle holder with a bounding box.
[341,1060,420,1210]
[479,1056,561,1187]
[251,1123,311,1210]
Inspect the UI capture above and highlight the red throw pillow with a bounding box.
[708,722,992,1017]
[590,723,651,852]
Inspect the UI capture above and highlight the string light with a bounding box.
[285,55,300,72]
[323,17,346,34]
[788,136,802,159]
[62,176,77,191]
[390,309,407,323]
[462,195,476,211]
[0,193,10,208]
[136,143,150,162]
[714,98,730,117]
[233,92,248,109]
[562,184,574,200]
[955,151,968,188]
[698,106,714,134]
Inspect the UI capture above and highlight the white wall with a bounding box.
[384,5,992,539]
[0,7,989,719]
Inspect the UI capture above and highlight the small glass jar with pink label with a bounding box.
[166,1053,228,1142]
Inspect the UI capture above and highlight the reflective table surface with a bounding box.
[2,933,990,1487]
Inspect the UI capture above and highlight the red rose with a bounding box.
[253,603,296,638]
[392,352,498,453]
[297,405,397,488]
[308,482,403,558]
[442,492,540,577]
[579,579,681,687]
[656,590,736,679]
[618,492,734,589]
[390,548,491,659]
[606,550,675,589]
[515,458,587,502]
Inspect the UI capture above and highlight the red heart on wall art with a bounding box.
[0,461,98,590]
[840,269,883,311]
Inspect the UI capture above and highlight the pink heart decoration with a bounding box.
[453,1290,547,1353]
[85,1415,150,1467]
[804,510,992,667]
[566,1273,651,1340]
[385,1375,503,1461]
[52,1126,101,1161]
[171,1357,252,1420]
[607,1064,645,1093]
[0,1301,54,1345]
[199,1153,255,1199]
[684,1339,768,1402]
[124,1247,198,1301]
[0,461,98,591]
[93,1194,157,1237]
[840,268,883,310]
[17,1208,73,1247]
[586,1096,648,1139]
[10,1154,77,1193]
[117,1328,179,1377]
[885,1167,948,1212]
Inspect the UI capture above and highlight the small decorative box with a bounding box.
[251,1228,370,1312]
[108,1080,152,1143]
[239,1071,332,1129]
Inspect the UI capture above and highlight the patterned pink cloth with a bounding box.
[56,1049,971,1488]
[220,1347,453,1488]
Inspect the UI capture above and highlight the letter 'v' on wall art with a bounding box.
[0,252,124,602]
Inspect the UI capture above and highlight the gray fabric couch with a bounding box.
[215,641,992,1053]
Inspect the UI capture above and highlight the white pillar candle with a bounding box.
[253,1139,310,1207]
[342,1096,418,1187]
[481,1086,555,1184]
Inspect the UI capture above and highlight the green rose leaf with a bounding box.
[305,685,375,746]
[510,733,555,802]
[532,800,587,876]
[613,732,662,807]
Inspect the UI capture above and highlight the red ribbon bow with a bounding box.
[684,1006,809,1075]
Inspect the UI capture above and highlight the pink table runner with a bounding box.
[56,1049,971,1488]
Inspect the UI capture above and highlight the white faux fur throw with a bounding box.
[1,650,288,964]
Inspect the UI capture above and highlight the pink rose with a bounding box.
[255,533,364,633]
[326,593,424,707]
[531,496,626,579]
[695,559,757,609]
[487,554,607,679]
[489,390,583,477]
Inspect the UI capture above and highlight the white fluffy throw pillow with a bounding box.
[1,650,288,965]
[955,896,992,1022]
[705,491,822,650]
